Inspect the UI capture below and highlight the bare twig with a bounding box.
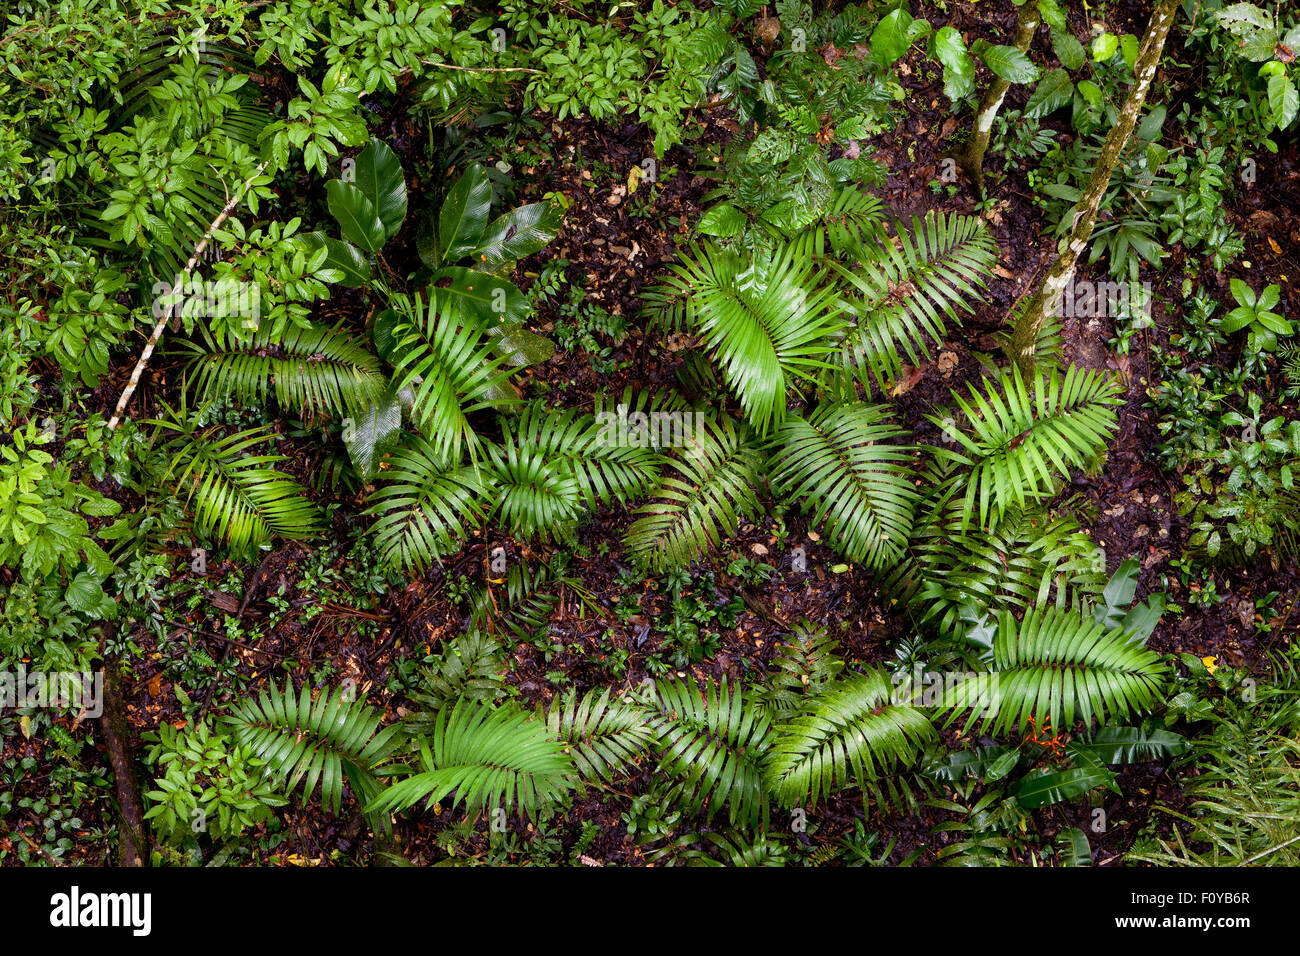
[106,161,268,431]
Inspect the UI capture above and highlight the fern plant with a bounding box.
[756,620,847,720]
[928,365,1122,531]
[908,503,1107,636]
[382,291,519,463]
[363,435,489,573]
[224,680,401,820]
[146,404,323,551]
[768,402,918,569]
[647,677,774,828]
[547,687,659,786]
[182,320,387,420]
[368,698,576,821]
[645,241,844,434]
[485,405,661,542]
[945,606,1167,735]
[829,211,999,396]
[624,415,764,571]
[764,668,937,810]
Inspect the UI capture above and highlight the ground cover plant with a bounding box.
[1,0,1299,873]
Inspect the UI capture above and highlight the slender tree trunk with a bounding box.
[98,660,148,866]
[958,1,1041,196]
[1009,0,1180,374]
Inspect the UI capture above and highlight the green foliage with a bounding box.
[363,435,489,573]
[908,504,1106,636]
[769,403,918,569]
[830,211,998,396]
[649,242,843,434]
[929,365,1122,531]
[144,719,287,845]
[224,680,401,818]
[764,669,937,810]
[369,698,576,820]
[147,406,324,552]
[624,416,764,572]
[1220,278,1290,353]
[946,606,1168,735]
[183,321,387,420]
[383,292,518,463]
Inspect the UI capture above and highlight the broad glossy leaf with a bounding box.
[326,180,387,253]
[982,44,1039,83]
[1014,758,1114,808]
[299,232,372,287]
[439,164,493,263]
[471,199,564,268]
[1025,68,1073,117]
[931,26,975,101]
[1072,726,1188,765]
[432,267,528,327]
[1268,74,1299,129]
[871,8,928,67]
[354,139,407,240]
[345,384,404,477]
[487,325,556,367]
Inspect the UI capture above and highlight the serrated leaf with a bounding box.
[66,570,107,613]
[1025,68,1073,117]
[698,203,747,237]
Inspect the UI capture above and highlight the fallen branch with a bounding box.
[106,160,268,431]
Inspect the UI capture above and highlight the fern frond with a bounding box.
[485,405,661,541]
[624,416,764,572]
[928,364,1122,530]
[363,434,489,572]
[224,680,401,818]
[182,321,386,419]
[828,211,997,395]
[649,677,773,828]
[646,241,844,433]
[150,412,324,549]
[946,607,1167,735]
[912,503,1107,636]
[758,620,846,720]
[388,292,517,462]
[764,669,936,810]
[547,688,658,785]
[368,699,576,820]
[769,402,918,568]
[783,185,886,263]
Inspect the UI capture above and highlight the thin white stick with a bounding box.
[107,161,268,431]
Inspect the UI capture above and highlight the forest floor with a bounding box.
[4,0,1300,867]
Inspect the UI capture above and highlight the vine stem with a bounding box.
[106,160,268,431]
